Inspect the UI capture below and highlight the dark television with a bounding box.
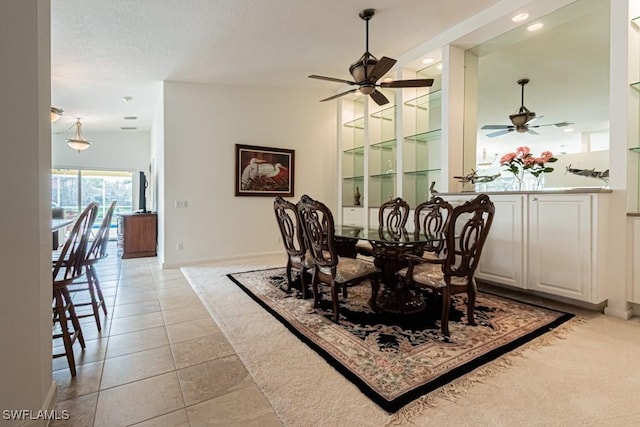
[138,171,148,213]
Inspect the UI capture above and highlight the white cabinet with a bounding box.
[630,217,640,304]
[475,194,526,289]
[440,191,608,305]
[528,194,593,301]
[342,207,365,227]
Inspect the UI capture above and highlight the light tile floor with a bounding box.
[52,243,282,426]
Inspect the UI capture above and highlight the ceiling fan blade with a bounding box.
[553,121,573,128]
[526,115,542,125]
[308,75,357,85]
[370,89,390,106]
[486,129,513,138]
[530,121,574,129]
[481,124,512,130]
[319,88,358,102]
[380,78,434,88]
[368,56,397,82]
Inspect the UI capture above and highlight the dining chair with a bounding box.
[413,196,453,263]
[70,200,117,330]
[356,197,411,257]
[273,196,313,298]
[398,194,495,336]
[52,202,98,376]
[297,194,381,322]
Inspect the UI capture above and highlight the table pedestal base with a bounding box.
[375,287,425,314]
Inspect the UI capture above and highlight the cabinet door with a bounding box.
[475,195,526,289]
[528,194,592,301]
[632,218,640,304]
[342,207,364,226]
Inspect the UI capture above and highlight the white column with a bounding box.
[0,0,56,424]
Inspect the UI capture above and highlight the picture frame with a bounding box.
[235,144,295,197]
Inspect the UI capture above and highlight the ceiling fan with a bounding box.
[308,8,434,106]
[481,78,572,138]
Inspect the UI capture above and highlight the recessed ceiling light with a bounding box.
[527,22,544,32]
[512,12,529,22]
[124,116,138,120]
[563,128,574,132]
[122,96,133,102]
[436,64,443,70]
[422,58,434,64]
[382,77,394,83]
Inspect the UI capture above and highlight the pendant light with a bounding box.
[66,118,91,152]
[50,106,64,122]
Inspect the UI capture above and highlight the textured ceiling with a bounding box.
[50,0,501,132]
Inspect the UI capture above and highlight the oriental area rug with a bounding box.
[226,267,574,413]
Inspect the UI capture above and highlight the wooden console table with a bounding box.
[117,212,157,259]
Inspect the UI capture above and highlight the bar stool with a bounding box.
[70,201,117,330]
[52,202,98,376]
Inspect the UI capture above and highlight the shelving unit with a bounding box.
[629,16,640,213]
[402,63,443,207]
[337,60,443,227]
[368,102,397,207]
[341,100,365,210]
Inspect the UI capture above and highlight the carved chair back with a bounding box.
[297,194,337,271]
[414,196,453,256]
[274,196,307,259]
[378,197,410,235]
[443,194,495,279]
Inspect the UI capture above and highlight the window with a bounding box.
[52,169,134,239]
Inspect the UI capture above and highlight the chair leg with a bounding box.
[285,262,293,292]
[331,280,340,322]
[299,267,307,299]
[90,264,108,316]
[440,285,451,337]
[53,289,77,377]
[62,287,85,349]
[342,284,348,299]
[369,277,380,312]
[311,271,321,308]
[467,277,477,327]
[86,269,102,331]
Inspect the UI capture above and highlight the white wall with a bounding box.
[151,89,165,262]
[161,82,336,267]
[0,0,56,422]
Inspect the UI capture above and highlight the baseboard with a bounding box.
[8,382,58,427]
[163,250,281,269]
[44,381,57,427]
[604,305,634,320]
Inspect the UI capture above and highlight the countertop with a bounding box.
[435,187,612,196]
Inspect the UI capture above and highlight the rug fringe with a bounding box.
[386,316,585,426]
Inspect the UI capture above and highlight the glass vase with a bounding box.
[512,171,524,191]
[532,173,544,191]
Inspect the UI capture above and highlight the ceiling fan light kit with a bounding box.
[309,8,434,106]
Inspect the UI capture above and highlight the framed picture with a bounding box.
[235,144,295,197]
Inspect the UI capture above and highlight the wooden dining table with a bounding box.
[334,225,445,314]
